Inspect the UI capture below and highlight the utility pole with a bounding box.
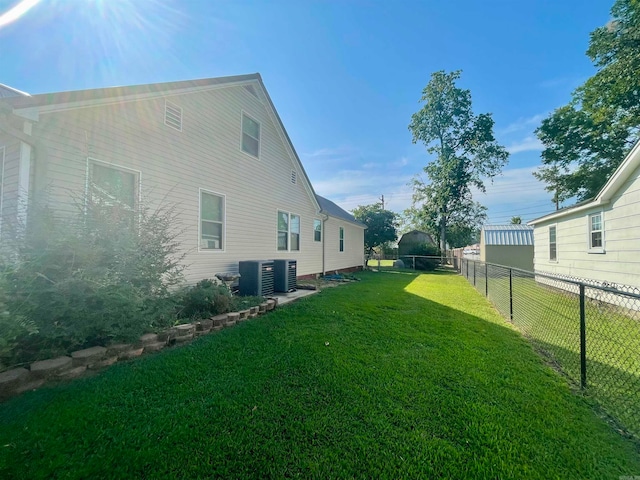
[379,194,385,210]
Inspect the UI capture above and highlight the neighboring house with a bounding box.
[529,139,640,290]
[0,74,365,282]
[479,225,534,271]
[397,230,436,255]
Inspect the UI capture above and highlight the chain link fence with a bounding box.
[461,258,640,441]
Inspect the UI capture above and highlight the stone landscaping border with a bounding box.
[0,298,279,401]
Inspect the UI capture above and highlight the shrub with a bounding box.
[230,295,265,312]
[399,242,441,271]
[178,279,232,319]
[0,194,186,366]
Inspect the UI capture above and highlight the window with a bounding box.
[277,211,300,251]
[290,214,300,251]
[589,212,603,250]
[89,161,138,209]
[313,219,322,242]
[242,113,260,158]
[200,190,224,250]
[549,225,557,261]
[277,211,289,251]
[88,160,139,229]
[339,227,344,252]
[165,101,182,131]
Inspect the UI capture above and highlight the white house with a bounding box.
[0,74,365,283]
[529,140,640,291]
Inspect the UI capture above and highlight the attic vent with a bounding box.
[164,101,182,131]
[291,170,297,184]
[243,84,258,98]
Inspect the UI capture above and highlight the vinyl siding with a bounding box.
[324,217,365,272]
[27,84,324,281]
[533,163,640,287]
[0,133,22,237]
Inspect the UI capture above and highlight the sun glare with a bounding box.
[0,0,41,28]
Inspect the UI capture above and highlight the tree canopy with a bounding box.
[351,203,398,256]
[535,0,640,203]
[408,70,509,251]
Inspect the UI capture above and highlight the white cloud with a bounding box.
[472,166,555,223]
[393,157,409,167]
[506,136,544,154]
[499,114,545,135]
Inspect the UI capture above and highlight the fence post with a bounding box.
[473,261,476,286]
[485,263,488,297]
[412,256,416,270]
[579,284,587,389]
[509,268,513,321]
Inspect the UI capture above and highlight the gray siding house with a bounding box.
[529,139,640,290]
[0,74,365,282]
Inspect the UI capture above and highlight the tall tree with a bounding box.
[535,0,640,202]
[511,216,522,224]
[408,70,509,253]
[352,203,398,257]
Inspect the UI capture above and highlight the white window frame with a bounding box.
[587,211,605,253]
[199,188,226,253]
[313,219,322,242]
[339,226,344,252]
[241,111,261,159]
[277,210,300,252]
[85,157,141,214]
[549,224,557,262]
[164,100,183,132]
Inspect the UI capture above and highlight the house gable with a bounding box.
[0,75,334,280]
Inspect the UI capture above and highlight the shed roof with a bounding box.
[482,225,534,246]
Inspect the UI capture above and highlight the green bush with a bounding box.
[230,295,266,312]
[399,242,441,271]
[178,279,232,319]
[0,194,185,366]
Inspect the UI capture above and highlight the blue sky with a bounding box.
[0,0,613,223]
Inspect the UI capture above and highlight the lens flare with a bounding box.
[0,0,41,28]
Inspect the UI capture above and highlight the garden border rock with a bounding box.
[0,298,281,402]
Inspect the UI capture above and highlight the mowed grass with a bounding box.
[366,259,395,267]
[1,271,639,479]
[472,268,640,438]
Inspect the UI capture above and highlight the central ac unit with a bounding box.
[238,260,275,296]
[273,259,297,293]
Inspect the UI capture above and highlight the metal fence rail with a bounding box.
[461,258,640,440]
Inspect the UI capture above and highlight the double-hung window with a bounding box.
[339,227,344,252]
[88,160,139,228]
[589,212,603,251]
[241,113,260,158]
[277,211,300,251]
[549,225,557,261]
[313,219,322,242]
[200,190,224,250]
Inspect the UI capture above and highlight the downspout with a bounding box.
[321,214,328,276]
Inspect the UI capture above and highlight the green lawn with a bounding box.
[1,271,639,478]
[366,258,395,267]
[467,264,640,439]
